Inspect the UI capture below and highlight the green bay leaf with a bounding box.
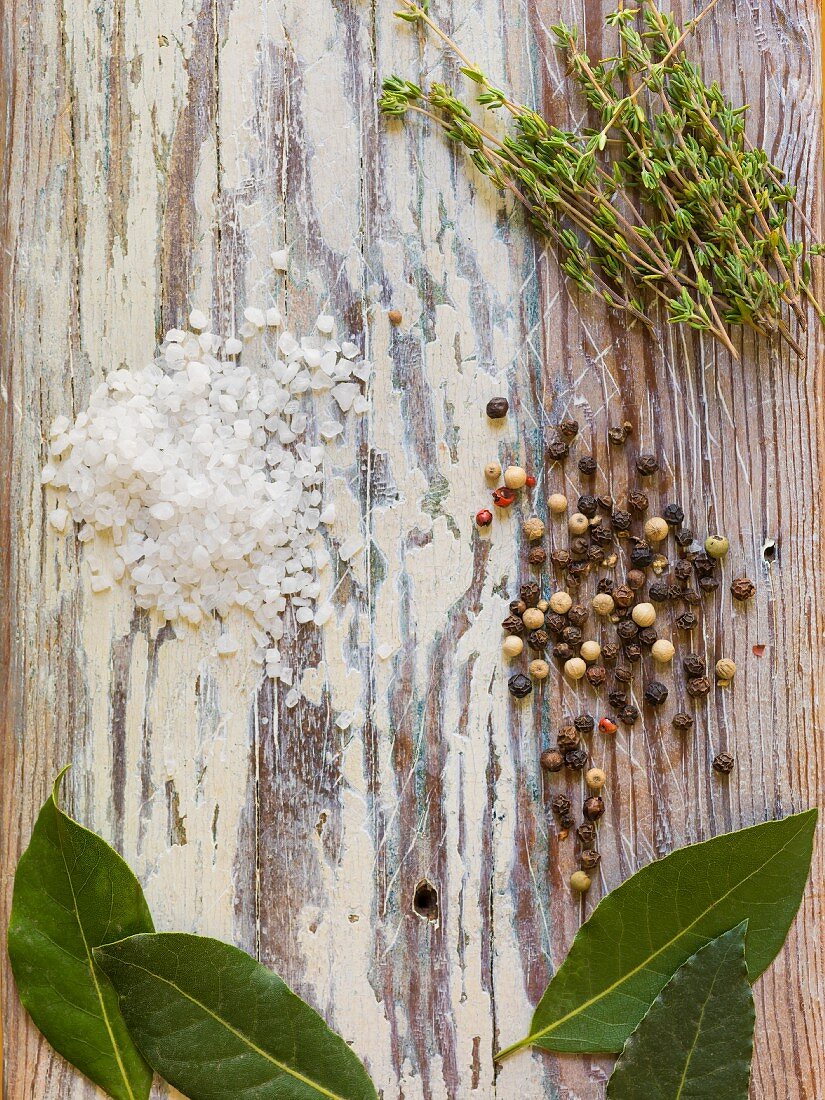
[95,932,378,1100]
[8,768,155,1100]
[501,809,816,1056]
[607,922,755,1099]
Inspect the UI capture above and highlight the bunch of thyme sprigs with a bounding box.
[380,0,823,357]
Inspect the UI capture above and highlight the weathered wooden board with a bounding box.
[2,0,823,1097]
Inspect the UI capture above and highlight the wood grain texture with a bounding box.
[1,0,823,1097]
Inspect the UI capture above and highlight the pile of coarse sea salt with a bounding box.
[42,300,370,688]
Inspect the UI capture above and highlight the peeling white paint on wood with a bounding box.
[2,0,824,1098]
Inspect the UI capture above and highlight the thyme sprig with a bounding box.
[381,0,823,357]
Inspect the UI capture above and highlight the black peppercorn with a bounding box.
[508,673,532,698]
[520,581,541,607]
[608,422,632,445]
[551,793,573,817]
[644,681,669,705]
[602,641,620,662]
[687,676,711,697]
[667,583,684,600]
[672,712,694,732]
[627,490,649,514]
[509,598,527,615]
[561,626,583,646]
[558,417,579,438]
[613,584,635,608]
[574,713,595,734]
[699,576,720,593]
[570,536,590,557]
[568,562,590,583]
[578,494,599,517]
[681,588,701,605]
[583,795,606,821]
[548,439,570,461]
[540,748,564,772]
[551,549,572,569]
[611,509,632,531]
[662,503,684,526]
[567,604,589,627]
[587,546,605,565]
[623,642,642,662]
[614,665,634,683]
[608,688,628,708]
[577,821,597,845]
[580,849,601,870]
[638,626,658,647]
[731,577,756,600]
[578,456,598,476]
[673,559,692,581]
[712,751,735,774]
[619,704,639,725]
[559,813,574,831]
[565,747,589,771]
[617,619,639,641]
[675,527,694,547]
[502,614,525,636]
[630,543,654,568]
[598,493,614,511]
[553,643,575,662]
[528,547,547,566]
[693,553,716,579]
[636,454,659,476]
[626,568,646,590]
[486,397,509,419]
[676,611,698,630]
[557,725,579,751]
[586,666,606,687]
[683,653,706,678]
[649,581,671,602]
[590,523,613,545]
[596,578,615,596]
[528,629,549,651]
[545,613,566,636]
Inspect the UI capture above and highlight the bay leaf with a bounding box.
[95,932,378,1100]
[8,768,155,1100]
[607,922,755,1099]
[500,809,816,1056]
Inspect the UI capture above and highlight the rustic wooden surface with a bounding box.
[2,0,824,1096]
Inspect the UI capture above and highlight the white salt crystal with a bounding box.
[338,536,364,562]
[352,395,369,414]
[319,504,336,524]
[244,307,266,328]
[341,342,359,359]
[319,420,343,441]
[189,309,209,330]
[41,464,57,485]
[271,248,289,271]
[49,508,69,533]
[331,383,359,413]
[316,314,334,334]
[265,308,282,327]
[49,415,71,437]
[90,574,112,593]
[216,634,238,656]
[377,643,396,660]
[335,711,352,730]
[224,337,243,356]
[314,603,333,626]
[295,606,314,623]
[285,688,300,708]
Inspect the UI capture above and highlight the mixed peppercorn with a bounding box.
[479,401,756,894]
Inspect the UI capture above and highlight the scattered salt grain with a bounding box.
[265,308,282,327]
[335,711,353,730]
[314,603,333,626]
[244,307,266,329]
[90,575,112,593]
[216,634,239,656]
[271,249,289,271]
[316,314,335,335]
[338,536,364,562]
[225,337,243,356]
[377,643,396,660]
[49,508,69,532]
[285,688,300,708]
[189,309,209,330]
